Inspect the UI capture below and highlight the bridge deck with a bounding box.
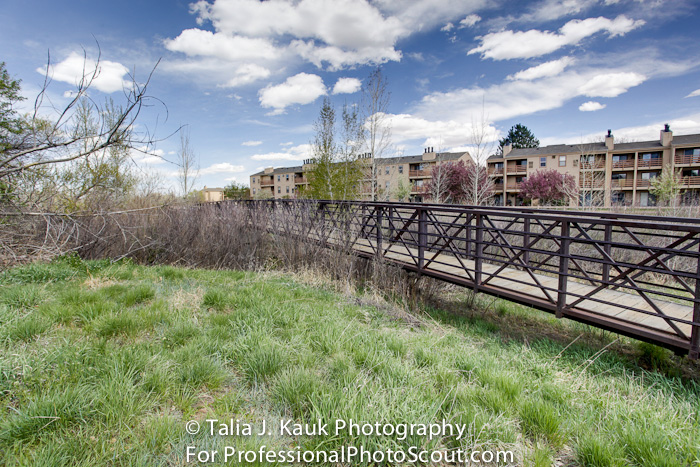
[351,237,694,340]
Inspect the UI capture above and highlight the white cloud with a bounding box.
[280,141,294,146]
[578,101,606,111]
[131,147,167,166]
[385,113,499,150]
[459,14,481,28]
[164,28,280,61]
[414,66,649,124]
[242,140,263,146]
[221,64,271,87]
[259,73,326,114]
[685,89,700,98]
[441,23,454,32]
[38,51,130,93]
[539,113,700,146]
[332,77,362,94]
[469,15,645,60]
[250,143,311,161]
[578,72,645,97]
[200,162,245,175]
[507,57,574,81]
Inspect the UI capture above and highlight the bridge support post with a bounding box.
[556,221,570,319]
[474,214,484,289]
[376,206,383,259]
[602,224,612,284]
[418,208,427,273]
[690,242,700,360]
[523,217,531,268]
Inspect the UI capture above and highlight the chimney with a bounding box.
[503,140,513,157]
[605,129,614,150]
[660,123,673,146]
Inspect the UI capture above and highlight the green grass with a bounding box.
[0,259,698,466]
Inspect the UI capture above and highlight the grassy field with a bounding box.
[0,256,698,466]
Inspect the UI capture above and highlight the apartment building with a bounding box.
[249,149,473,201]
[487,126,700,207]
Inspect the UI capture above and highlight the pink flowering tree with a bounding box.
[519,169,577,206]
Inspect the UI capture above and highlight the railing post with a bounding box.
[523,216,531,267]
[465,213,472,258]
[375,206,383,259]
[418,207,427,273]
[602,224,612,284]
[557,220,570,319]
[690,241,700,360]
[474,213,484,289]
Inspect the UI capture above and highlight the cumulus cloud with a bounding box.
[164,0,485,84]
[414,67,648,124]
[250,143,311,161]
[37,51,130,93]
[469,15,645,60]
[578,101,606,111]
[385,113,499,150]
[332,77,362,94]
[242,140,262,146]
[459,14,481,28]
[200,162,245,175]
[507,57,574,81]
[259,73,326,114]
[578,72,645,97]
[685,89,700,98]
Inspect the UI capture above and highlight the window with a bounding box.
[684,148,700,156]
[559,155,566,167]
[611,173,627,180]
[253,188,256,194]
[252,177,255,183]
[612,155,628,162]
[641,152,661,160]
[385,166,390,175]
[277,175,280,181]
[612,192,625,205]
[398,165,403,174]
[528,161,533,168]
[641,172,659,180]
[277,187,281,193]
[684,169,700,177]
[573,159,578,167]
[286,174,289,180]
[385,181,390,189]
[540,157,546,167]
[286,186,289,193]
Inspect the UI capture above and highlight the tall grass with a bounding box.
[0,259,698,465]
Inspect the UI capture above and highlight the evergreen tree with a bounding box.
[498,124,539,154]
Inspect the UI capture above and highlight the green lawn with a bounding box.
[0,256,698,466]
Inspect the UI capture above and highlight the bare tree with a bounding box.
[426,162,451,204]
[0,46,169,214]
[577,141,607,208]
[1,47,164,183]
[176,126,199,197]
[464,104,497,205]
[361,67,391,200]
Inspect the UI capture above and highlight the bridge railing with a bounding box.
[225,199,700,358]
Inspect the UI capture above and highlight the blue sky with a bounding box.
[2,0,700,189]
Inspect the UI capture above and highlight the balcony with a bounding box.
[411,185,429,193]
[580,161,605,170]
[611,178,634,189]
[409,169,431,178]
[636,179,653,188]
[294,176,308,184]
[580,179,605,189]
[488,167,504,176]
[637,158,662,169]
[612,159,634,170]
[681,176,700,187]
[506,165,527,174]
[493,183,504,191]
[506,182,522,190]
[675,154,700,165]
[260,179,274,187]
